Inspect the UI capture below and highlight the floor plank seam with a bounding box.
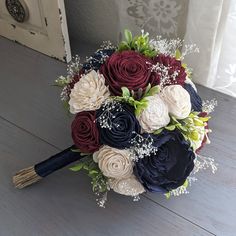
[143,195,216,236]
[0,115,62,151]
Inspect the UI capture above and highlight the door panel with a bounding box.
[0,0,71,62]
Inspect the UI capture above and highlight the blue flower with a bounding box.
[82,49,115,71]
[96,102,141,149]
[184,83,202,112]
[134,130,195,193]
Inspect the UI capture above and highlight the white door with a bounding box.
[0,0,71,62]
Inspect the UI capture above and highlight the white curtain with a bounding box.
[183,0,236,97]
[115,0,236,97]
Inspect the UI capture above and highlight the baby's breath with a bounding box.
[96,99,124,130]
[129,133,158,161]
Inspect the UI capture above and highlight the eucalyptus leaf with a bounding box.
[178,125,188,132]
[182,63,188,69]
[190,131,199,141]
[165,192,171,199]
[147,85,160,96]
[165,125,176,131]
[183,179,189,188]
[70,163,84,171]
[193,118,204,126]
[131,90,135,97]
[144,83,152,95]
[199,116,210,122]
[71,148,81,152]
[175,49,182,60]
[154,128,163,135]
[124,29,132,43]
[121,87,130,98]
[171,116,180,123]
[135,107,143,116]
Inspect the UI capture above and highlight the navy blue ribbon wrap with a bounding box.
[35,146,83,177]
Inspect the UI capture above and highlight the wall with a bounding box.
[65,0,189,48]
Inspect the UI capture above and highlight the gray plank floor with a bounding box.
[0,36,235,236]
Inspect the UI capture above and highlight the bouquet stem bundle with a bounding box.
[13,146,82,189]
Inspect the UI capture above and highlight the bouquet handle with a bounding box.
[13,145,83,189]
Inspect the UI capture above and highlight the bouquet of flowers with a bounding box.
[13,30,217,207]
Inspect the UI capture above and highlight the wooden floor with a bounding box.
[0,36,235,236]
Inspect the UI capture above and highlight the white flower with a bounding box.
[69,70,110,114]
[161,85,191,119]
[137,94,170,133]
[93,146,133,179]
[109,175,145,196]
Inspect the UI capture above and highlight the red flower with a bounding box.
[71,111,100,153]
[68,69,84,90]
[152,54,187,86]
[100,51,156,96]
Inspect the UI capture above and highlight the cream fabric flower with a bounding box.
[109,175,145,196]
[69,70,110,114]
[161,85,191,119]
[93,146,133,179]
[137,94,170,133]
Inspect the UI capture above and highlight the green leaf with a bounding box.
[117,30,158,58]
[54,76,71,87]
[124,29,132,43]
[193,118,204,126]
[183,179,189,188]
[189,130,199,141]
[71,148,81,152]
[171,116,180,124]
[62,100,70,112]
[182,63,188,69]
[177,125,188,132]
[147,85,160,96]
[165,125,176,131]
[165,192,171,199]
[118,41,130,51]
[83,164,89,171]
[70,162,84,171]
[154,128,163,135]
[144,83,152,95]
[121,87,130,98]
[89,170,99,175]
[135,106,143,116]
[199,116,210,122]
[175,49,182,60]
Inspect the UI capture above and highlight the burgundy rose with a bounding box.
[62,69,84,100]
[152,54,187,86]
[100,51,156,96]
[71,111,100,153]
[68,68,84,90]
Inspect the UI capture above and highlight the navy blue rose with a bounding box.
[134,130,195,193]
[96,102,141,149]
[82,49,115,71]
[184,83,202,112]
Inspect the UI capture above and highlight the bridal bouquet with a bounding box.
[13,30,217,207]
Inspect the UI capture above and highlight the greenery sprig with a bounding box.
[70,152,108,193]
[154,112,210,145]
[54,75,71,87]
[118,29,157,58]
[114,84,160,116]
[165,179,189,199]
